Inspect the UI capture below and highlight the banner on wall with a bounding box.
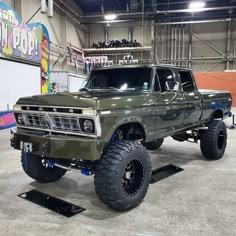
[0,111,16,130]
[0,2,50,94]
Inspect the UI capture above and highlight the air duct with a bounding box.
[41,0,47,14]
[48,0,54,18]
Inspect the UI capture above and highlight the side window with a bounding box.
[156,69,174,92]
[179,71,195,93]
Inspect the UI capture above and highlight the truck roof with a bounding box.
[92,63,191,71]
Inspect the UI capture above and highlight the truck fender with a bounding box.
[107,117,148,142]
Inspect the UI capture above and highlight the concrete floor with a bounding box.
[0,114,236,236]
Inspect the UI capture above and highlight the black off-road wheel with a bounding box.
[21,152,66,183]
[94,141,152,211]
[200,120,227,160]
[144,138,164,150]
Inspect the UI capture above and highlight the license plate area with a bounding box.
[20,141,33,153]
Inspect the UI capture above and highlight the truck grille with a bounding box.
[23,113,48,129]
[50,115,81,131]
[20,113,82,133]
[14,105,96,136]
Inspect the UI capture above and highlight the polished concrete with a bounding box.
[0,114,236,236]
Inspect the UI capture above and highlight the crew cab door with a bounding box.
[152,67,185,135]
[177,70,202,127]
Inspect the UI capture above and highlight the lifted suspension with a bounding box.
[47,159,94,176]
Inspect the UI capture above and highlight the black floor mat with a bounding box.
[18,190,86,217]
[151,164,184,184]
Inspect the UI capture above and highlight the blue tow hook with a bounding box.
[81,168,91,176]
[47,159,56,168]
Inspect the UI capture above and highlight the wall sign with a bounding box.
[0,2,50,94]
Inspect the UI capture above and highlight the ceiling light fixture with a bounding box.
[189,2,206,12]
[104,14,117,21]
[189,1,206,12]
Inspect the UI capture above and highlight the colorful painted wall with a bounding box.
[0,2,50,129]
[0,111,15,129]
[195,72,236,107]
[0,2,50,94]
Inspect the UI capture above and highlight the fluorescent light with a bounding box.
[189,1,206,11]
[104,14,117,21]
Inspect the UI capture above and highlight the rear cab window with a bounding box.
[178,70,195,93]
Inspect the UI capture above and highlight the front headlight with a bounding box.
[79,119,95,133]
[83,119,93,133]
[13,105,22,111]
[15,113,24,125]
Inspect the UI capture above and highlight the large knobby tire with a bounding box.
[94,141,152,211]
[21,153,66,183]
[144,138,164,150]
[200,120,227,160]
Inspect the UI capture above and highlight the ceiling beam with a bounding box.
[81,6,236,19]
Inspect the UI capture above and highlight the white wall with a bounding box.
[191,22,229,72]
[0,60,41,111]
[155,21,235,72]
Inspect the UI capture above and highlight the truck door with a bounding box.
[177,70,202,127]
[152,68,185,135]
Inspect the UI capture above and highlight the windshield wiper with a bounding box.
[107,87,123,92]
[79,87,91,92]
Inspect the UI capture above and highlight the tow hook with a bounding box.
[47,159,56,168]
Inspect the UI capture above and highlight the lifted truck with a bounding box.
[11,64,233,211]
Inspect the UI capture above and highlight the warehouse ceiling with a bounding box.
[75,0,236,13]
[56,0,236,24]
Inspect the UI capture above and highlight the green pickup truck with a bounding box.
[11,64,233,211]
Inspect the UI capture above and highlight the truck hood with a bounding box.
[16,90,149,110]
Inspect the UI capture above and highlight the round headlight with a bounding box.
[83,120,93,133]
[17,114,24,125]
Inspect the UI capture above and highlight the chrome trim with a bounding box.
[15,109,95,118]
[15,107,98,136]
[15,104,95,111]
[95,114,102,137]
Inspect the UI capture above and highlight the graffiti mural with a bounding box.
[0,111,16,129]
[0,2,50,94]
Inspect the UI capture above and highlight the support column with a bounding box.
[13,0,22,18]
[226,19,232,70]
[151,20,155,61]
[128,27,134,41]
[61,13,68,71]
[104,26,109,42]
[188,24,193,68]
[161,25,164,63]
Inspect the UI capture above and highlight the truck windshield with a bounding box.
[85,68,152,91]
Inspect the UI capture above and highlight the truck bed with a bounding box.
[199,89,232,123]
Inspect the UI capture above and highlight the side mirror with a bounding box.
[165,81,179,92]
